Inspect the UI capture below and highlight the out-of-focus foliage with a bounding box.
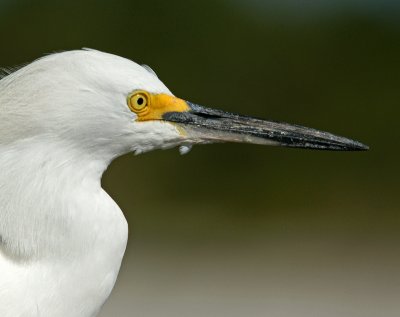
[1,1,399,316]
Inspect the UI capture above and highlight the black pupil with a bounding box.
[137,97,144,105]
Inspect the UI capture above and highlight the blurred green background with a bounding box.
[1,0,399,316]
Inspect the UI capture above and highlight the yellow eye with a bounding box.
[128,91,149,112]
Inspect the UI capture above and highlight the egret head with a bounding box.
[1,49,367,163]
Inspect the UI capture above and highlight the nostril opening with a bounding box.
[195,112,223,120]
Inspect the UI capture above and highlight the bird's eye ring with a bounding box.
[128,91,149,112]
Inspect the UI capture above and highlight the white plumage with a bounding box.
[0,49,367,317]
[0,49,183,317]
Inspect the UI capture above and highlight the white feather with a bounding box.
[0,49,184,316]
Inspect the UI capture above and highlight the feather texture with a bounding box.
[0,49,182,316]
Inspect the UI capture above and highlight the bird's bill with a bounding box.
[162,101,368,151]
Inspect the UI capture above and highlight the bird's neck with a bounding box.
[0,137,124,260]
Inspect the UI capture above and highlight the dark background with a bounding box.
[1,1,399,316]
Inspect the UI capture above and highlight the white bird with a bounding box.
[0,49,368,317]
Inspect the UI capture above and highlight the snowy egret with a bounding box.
[0,49,368,317]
